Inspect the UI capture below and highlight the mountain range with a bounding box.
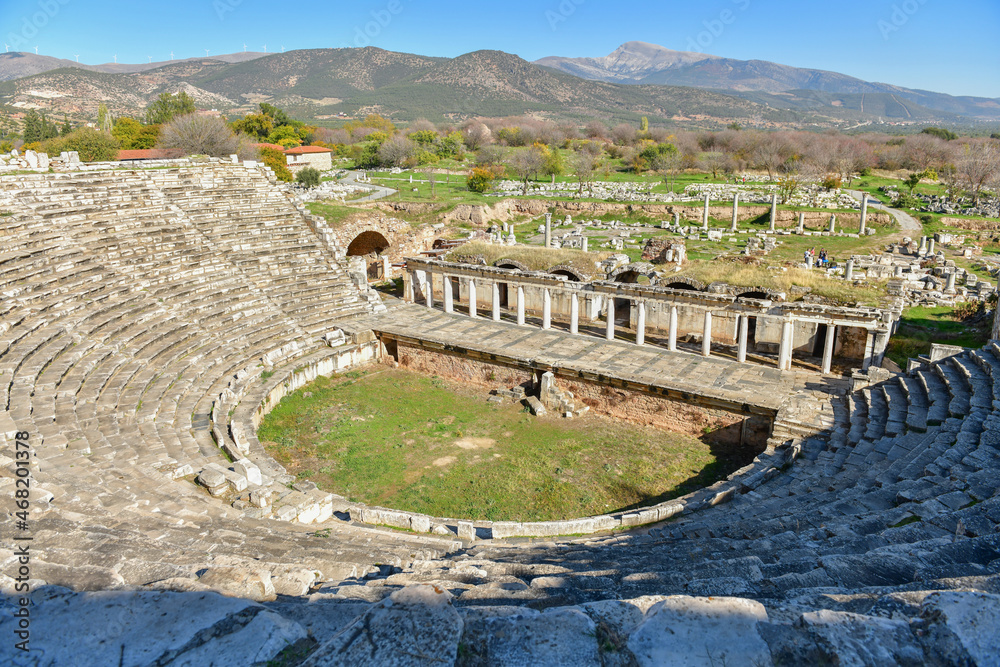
[536,42,1000,122]
[0,43,995,130]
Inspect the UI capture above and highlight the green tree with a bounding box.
[231,113,274,140]
[355,142,381,169]
[22,109,42,144]
[113,117,160,149]
[258,146,293,182]
[640,116,649,133]
[60,115,72,136]
[296,167,321,188]
[259,103,290,127]
[438,131,464,158]
[145,92,196,125]
[903,171,924,194]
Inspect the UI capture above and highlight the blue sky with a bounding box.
[2,0,998,97]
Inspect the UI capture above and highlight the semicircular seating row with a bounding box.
[0,165,461,591]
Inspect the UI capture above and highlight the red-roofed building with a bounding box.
[283,145,333,172]
[116,148,184,161]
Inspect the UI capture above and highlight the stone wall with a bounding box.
[394,343,768,449]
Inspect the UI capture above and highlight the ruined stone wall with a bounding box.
[393,344,769,449]
[331,214,437,271]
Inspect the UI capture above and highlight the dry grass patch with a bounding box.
[447,242,611,277]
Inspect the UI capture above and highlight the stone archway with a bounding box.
[347,231,391,280]
[609,263,657,285]
[547,265,590,282]
[663,276,706,291]
[494,259,530,273]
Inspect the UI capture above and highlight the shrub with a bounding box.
[467,167,496,193]
[158,114,253,158]
[821,174,842,190]
[39,128,120,162]
[296,167,321,188]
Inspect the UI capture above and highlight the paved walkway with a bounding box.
[351,303,798,414]
[341,171,397,202]
[846,189,921,232]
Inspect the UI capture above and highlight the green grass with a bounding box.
[886,304,993,368]
[258,367,742,522]
[306,201,366,227]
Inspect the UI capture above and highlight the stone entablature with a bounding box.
[403,257,894,373]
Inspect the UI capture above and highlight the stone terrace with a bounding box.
[0,165,997,665]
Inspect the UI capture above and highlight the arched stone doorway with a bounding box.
[347,231,391,280]
[663,276,706,292]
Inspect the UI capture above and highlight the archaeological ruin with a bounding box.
[1,160,998,665]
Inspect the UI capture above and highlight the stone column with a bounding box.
[822,324,836,374]
[425,271,433,309]
[702,311,713,358]
[769,193,778,232]
[542,288,551,330]
[668,305,678,352]
[544,213,552,249]
[570,292,579,335]
[606,299,615,341]
[581,237,589,253]
[636,301,646,346]
[516,285,525,326]
[737,315,749,363]
[944,271,957,293]
[778,319,793,371]
[806,254,814,270]
[492,282,501,321]
[860,195,869,235]
[918,236,928,255]
[797,212,805,234]
[845,260,854,281]
[872,329,890,369]
[468,278,477,319]
[928,238,935,255]
[828,214,836,233]
[731,193,739,232]
[861,331,875,371]
[405,270,415,302]
[443,276,454,314]
[673,212,681,226]
[703,194,710,230]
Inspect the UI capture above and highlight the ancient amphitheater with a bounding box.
[1,161,998,666]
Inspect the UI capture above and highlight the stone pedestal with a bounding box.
[845,260,854,281]
[769,194,778,232]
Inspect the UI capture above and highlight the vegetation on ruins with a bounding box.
[447,242,610,276]
[258,145,294,182]
[36,127,120,162]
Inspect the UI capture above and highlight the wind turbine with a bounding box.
[4,44,9,53]
[280,45,285,53]
[204,48,211,57]
[262,44,267,53]
[243,43,247,52]
[147,56,152,63]
[113,54,117,63]
[169,51,174,60]
[74,55,80,62]
[34,46,38,55]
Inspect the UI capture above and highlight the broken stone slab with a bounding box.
[0,588,305,667]
[918,591,1000,666]
[628,596,771,667]
[302,584,462,666]
[795,609,925,665]
[233,458,262,486]
[477,606,601,666]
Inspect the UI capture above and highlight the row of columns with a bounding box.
[415,270,837,373]
[698,193,871,234]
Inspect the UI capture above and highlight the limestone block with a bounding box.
[233,458,263,486]
[479,606,601,666]
[0,589,305,667]
[199,567,277,603]
[795,609,924,666]
[197,468,227,493]
[628,596,772,667]
[410,514,431,533]
[250,488,272,508]
[919,591,1000,666]
[303,585,462,667]
[457,521,476,541]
